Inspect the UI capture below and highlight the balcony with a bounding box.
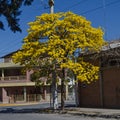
[0,75,26,82]
[0,75,35,87]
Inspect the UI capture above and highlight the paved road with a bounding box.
[0,113,114,120]
[0,101,75,113]
[0,102,118,120]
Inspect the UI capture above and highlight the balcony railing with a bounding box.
[0,76,26,81]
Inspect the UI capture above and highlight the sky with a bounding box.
[0,0,120,57]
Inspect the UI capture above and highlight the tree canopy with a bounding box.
[12,11,105,83]
[0,0,34,32]
[12,11,105,110]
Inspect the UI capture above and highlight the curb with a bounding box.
[0,102,40,107]
[65,108,120,119]
[67,111,120,119]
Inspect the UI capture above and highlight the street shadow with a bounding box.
[0,107,55,114]
[0,103,76,114]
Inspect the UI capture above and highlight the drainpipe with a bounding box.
[99,57,104,108]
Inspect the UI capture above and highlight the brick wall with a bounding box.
[79,80,101,108]
[78,67,120,108]
[102,67,120,108]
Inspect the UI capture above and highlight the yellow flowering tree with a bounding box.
[12,12,105,110]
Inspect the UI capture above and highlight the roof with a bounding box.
[102,40,120,51]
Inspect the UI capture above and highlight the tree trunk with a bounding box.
[52,81,58,110]
[52,64,58,110]
[61,68,65,110]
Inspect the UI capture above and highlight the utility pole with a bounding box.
[48,0,58,110]
[48,0,54,13]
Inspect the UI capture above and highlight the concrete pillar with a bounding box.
[26,71,30,81]
[23,87,27,102]
[43,86,47,100]
[2,88,9,103]
[75,82,79,106]
[1,69,4,81]
[26,70,33,81]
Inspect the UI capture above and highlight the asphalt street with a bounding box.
[0,113,115,120]
[0,102,119,120]
[0,113,113,120]
[0,101,75,113]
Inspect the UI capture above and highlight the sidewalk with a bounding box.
[65,107,120,119]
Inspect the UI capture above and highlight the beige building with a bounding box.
[0,51,70,104]
[0,52,55,103]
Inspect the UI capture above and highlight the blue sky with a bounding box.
[0,0,120,57]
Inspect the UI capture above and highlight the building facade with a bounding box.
[78,41,120,108]
[0,53,52,103]
[0,52,70,104]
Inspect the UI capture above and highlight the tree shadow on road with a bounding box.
[0,107,58,114]
[0,102,76,114]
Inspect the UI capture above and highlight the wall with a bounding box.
[79,80,101,108]
[78,67,120,108]
[102,67,120,108]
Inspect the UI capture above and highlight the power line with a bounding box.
[61,0,89,12]
[102,0,107,40]
[2,0,120,56]
[78,0,120,15]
